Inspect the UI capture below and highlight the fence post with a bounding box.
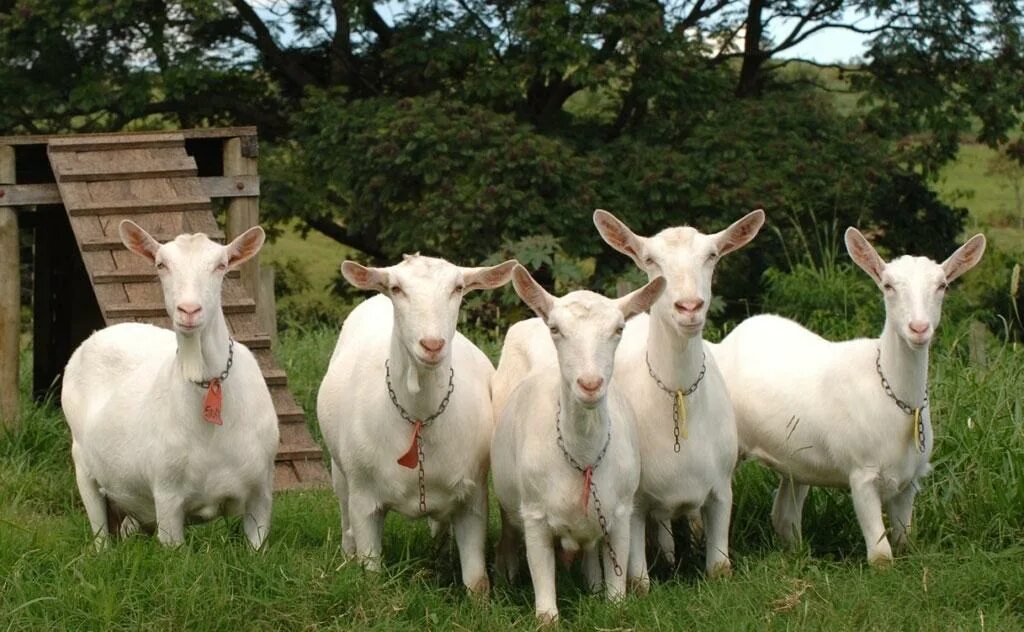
[222,136,260,300]
[0,145,19,429]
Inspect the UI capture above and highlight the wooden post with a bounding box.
[0,145,19,428]
[222,137,260,301]
[258,266,277,346]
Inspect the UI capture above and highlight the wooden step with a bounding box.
[92,268,240,284]
[48,133,186,152]
[67,196,212,216]
[236,333,271,350]
[51,147,198,183]
[81,229,226,251]
[275,446,324,461]
[263,368,287,387]
[105,298,255,318]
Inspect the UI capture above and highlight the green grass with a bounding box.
[3,326,1024,629]
[936,143,1024,252]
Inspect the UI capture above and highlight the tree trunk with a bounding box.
[735,0,766,98]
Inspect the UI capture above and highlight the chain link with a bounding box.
[384,359,456,513]
[875,347,929,454]
[193,338,234,388]
[646,352,706,452]
[554,400,621,577]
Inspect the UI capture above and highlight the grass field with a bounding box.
[3,316,1023,629]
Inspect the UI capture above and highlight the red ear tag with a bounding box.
[203,378,223,425]
[397,420,423,468]
[581,466,593,513]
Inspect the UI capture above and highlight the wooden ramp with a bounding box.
[45,132,327,489]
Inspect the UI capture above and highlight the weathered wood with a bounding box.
[48,133,186,153]
[50,147,197,182]
[92,268,239,285]
[105,297,255,318]
[223,138,261,301]
[258,266,278,346]
[0,176,260,208]
[0,127,257,146]
[0,146,18,428]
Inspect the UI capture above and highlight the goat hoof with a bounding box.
[708,560,733,579]
[629,576,651,596]
[468,577,490,598]
[536,611,559,625]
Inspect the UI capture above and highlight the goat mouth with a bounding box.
[175,322,201,333]
[575,387,604,406]
[415,353,444,367]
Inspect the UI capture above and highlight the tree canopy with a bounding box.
[2,0,1021,312]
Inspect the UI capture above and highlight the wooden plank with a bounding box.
[0,177,259,208]
[274,462,300,489]
[0,145,17,428]
[223,138,260,301]
[0,183,61,206]
[52,147,197,182]
[105,298,254,318]
[264,368,287,387]
[236,332,271,349]
[48,132,185,152]
[270,386,304,422]
[292,459,330,485]
[275,446,324,461]
[67,197,211,215]
[92,268,241,284]
[0,127,256,146]
[280,421,317,447]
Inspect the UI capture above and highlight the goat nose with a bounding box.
[419,337,446,353]
[674,299,705,313]
[909,320,930,334]
[577,376,604,393]
[176,303,202,317]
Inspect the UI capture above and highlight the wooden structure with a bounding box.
[0,128,327,489]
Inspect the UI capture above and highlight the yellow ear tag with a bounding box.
[675,390,688,440]
[913,408,925,453]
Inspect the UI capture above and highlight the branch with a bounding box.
[360,1,393,48]
[454,0,503,60]
[304,216,387,260]
[228,0,319,89]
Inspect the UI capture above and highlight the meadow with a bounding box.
[3,145,1024,629]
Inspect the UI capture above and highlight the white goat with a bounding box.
[317,254,516,595]
[61,221,278,550]
[593,208,764,582]
[491,265,664,622]
[492,210,764,585]
[712,228,985,564]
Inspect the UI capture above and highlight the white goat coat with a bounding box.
[491,370,640,551]
[711,314,932,496]
[62,323,279,527]
[317,295,495,521]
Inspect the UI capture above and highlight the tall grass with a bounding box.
[2,309,1023,628]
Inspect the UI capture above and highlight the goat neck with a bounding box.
[176,309,232,384]
[646,307,705,392]
[387,329,453,419]
[557,381,611,465]
[878,320,929,409]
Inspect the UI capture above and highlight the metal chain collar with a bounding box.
[192,338,234,388]
[385,359,456,512]
[875,347,929,454]
[645,351,707,452]
[554,400,622,577]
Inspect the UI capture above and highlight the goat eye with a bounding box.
[549,326,560,336]
[156,262,166,271]
[883,283,894,292]
[938,282,948,291]
[706,252,718,262]
[644,257,656,267]
[215,262,227,272]
[453,284,464,294]
[390,285,403,295]
[614,325,624,336]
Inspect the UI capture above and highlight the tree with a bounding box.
[0,1,1019,314]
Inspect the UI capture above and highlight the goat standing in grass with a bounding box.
[62,221,277,550]
[712,228,985,564]
[317,254,515,595]
[491,265,664,622]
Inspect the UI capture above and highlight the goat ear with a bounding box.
[942,234,986,283]
[845,227,886,284]
[617,276,666,321]
[462,260,517,291]
[594,209,646,267]
[226,226,266,268]
[341,261,389,292]
[119,220,160,263]
[511,265,555,320]
[715,209,765,256]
